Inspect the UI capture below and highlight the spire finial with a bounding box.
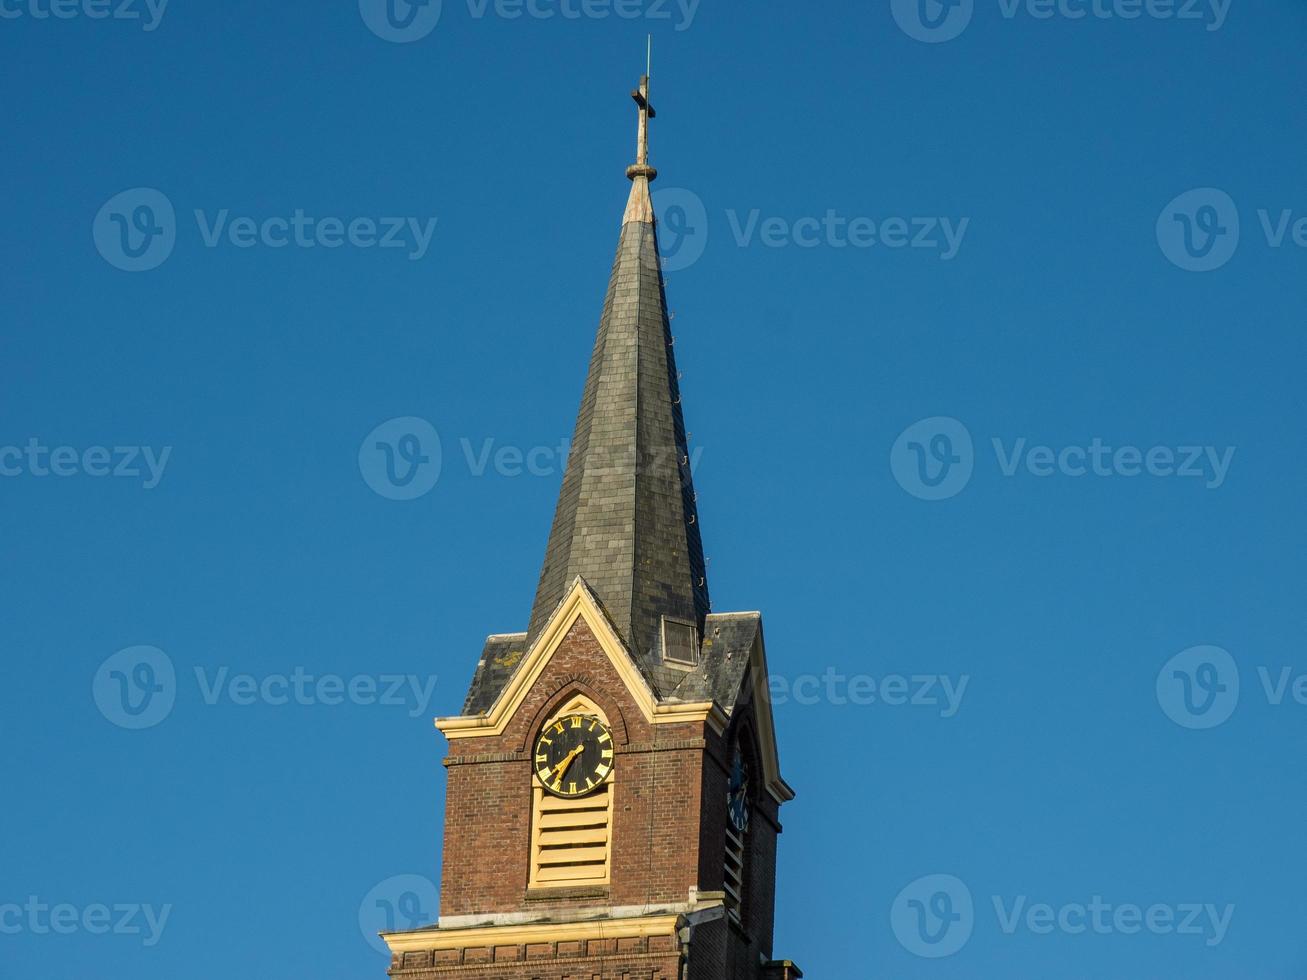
[623,36,658,223]
[626,36,657,181]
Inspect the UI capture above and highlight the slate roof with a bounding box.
[458,122,754,719]
[460,633,530,716]
[460,612,759,717]
[522,197,710,683]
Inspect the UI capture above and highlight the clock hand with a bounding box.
[551,746,584,781]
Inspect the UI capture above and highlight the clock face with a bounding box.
[533,714,614,798]
[727,746,750,832]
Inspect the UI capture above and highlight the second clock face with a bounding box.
[727,745,750,833]
[534,714,614,798]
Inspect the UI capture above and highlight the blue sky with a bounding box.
[2,0,1306,976]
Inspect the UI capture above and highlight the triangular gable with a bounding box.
[436,577,727,741]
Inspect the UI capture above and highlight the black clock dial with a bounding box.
[727,745,750,832]
[533,714,614,798]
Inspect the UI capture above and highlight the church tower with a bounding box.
[382,71,800,980]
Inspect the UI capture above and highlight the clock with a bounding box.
[727,745,750,833]
[533,714,614,798]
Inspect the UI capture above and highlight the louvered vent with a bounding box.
[530,785,613,887]
[724,823,745,921]
[662,617,699,667]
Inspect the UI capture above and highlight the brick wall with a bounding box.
[390,933,681,979]
[440,617,708,917]
[415,615,783,978]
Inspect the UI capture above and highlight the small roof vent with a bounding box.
[662,617,699,667]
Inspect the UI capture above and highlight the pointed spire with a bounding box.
[526,59,709,693]
[623,38,657,225]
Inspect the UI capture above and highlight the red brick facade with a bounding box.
[389,934,681,979]
[385,615,791,979]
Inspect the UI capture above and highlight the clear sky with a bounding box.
[2,0,1305,977]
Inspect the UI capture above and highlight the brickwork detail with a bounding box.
[393,613,792,979]
[439,618,712,918]
[390,933,680,980]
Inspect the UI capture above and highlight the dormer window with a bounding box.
[661,617,699,667]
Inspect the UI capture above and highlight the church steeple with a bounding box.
[525,63,710,691]
[393,68,797,980]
